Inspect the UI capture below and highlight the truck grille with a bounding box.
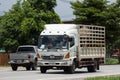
[42,55,63,60]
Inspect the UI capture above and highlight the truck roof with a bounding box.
[40,24,77,35]
[45,24,77,30]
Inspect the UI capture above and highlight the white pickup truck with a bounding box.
[9,45,38,71]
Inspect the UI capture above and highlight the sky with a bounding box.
[0,0,116,21]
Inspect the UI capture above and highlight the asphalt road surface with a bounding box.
[0,65,120,80]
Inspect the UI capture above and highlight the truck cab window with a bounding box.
[38,35,69,50]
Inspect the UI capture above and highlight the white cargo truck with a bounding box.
[37,24,106,73]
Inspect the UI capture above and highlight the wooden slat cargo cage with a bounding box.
[78,25,105,65]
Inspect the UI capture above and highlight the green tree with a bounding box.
[71,0,120,54]
[0,0,61,52]
[71,0,108,25]
[0,16,5,49]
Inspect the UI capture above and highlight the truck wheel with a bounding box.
[68,62,75,74]
[11,64,18,71]
[87,65,96,72]
[32,61,37,70]
[63,68,68,73]
[40,67,47,73]
[87,60,97,72]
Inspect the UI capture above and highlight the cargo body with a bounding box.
[37,24,106,73]
[9,45,38,71]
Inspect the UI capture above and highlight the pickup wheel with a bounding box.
[26,65,31,70]
[11,64,18,71]
[32,61,37,70]
[40,67,47,73]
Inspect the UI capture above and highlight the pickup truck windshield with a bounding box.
[17,47,35,52]
[38,35,68,50]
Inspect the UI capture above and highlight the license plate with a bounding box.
[17,60,22,63]
[49,63,55,65]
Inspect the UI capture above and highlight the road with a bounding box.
[0,65,120,80]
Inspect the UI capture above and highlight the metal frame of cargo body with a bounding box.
[77,25,105,67]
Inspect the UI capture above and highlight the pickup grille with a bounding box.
[42,55,63,60]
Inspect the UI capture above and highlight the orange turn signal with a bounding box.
[65,53,70,58]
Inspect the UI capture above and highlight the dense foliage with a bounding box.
[71,0,120,54]
[0,0,61,52]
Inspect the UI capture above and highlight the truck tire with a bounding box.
[68,62,76,74]
[63,68,68,73]
[11,64,18,71]
[87,61,97,72]
[87,65,96,72]
[87,60,98,72]
[40,67,47,73]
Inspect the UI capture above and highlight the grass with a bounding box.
[85,75,120,80]
[105,58,119,65]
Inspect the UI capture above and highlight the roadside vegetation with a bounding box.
[105,58,119,65]
[85,75,120,80]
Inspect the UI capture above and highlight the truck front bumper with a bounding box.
[37,60,72,67]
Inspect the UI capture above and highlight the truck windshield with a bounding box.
[38,35,68,50]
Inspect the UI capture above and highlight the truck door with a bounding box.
[69,37,76,58]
